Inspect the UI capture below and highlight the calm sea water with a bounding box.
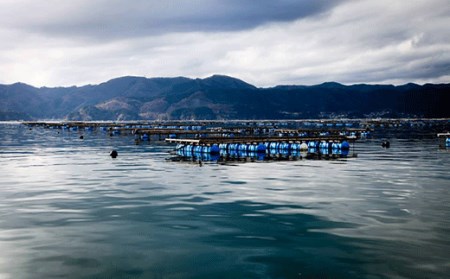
[0,123,449,279]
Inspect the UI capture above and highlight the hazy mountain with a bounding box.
[1,75,449,120]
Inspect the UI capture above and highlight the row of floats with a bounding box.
[175,140,351,161]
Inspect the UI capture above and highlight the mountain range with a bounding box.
[1,75,449,120]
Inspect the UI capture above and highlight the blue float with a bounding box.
[308,141,316,148]
[186,145,193,154]
[257,143,266,153]
[332,142,342,149]
[341,141,350,150]
[202,146,211,153]
[269,142,279,150]
[210,144,220,154]
[319,141,329,149]
[290,143,299,150]
[238,144,248,152]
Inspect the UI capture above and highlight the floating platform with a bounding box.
[167,135,353,163]
[165,135,354,145]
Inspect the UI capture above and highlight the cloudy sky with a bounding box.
[0,0,449,87]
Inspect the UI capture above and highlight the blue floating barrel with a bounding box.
[319,141,326,149]
[228,143,238,152]
[341,141,350,150]
[219,143,227,150]
[269,142,278,150]
[446,138,450,147]
[141,133,149,141]
[169,134,177,139]
[238,144,248,152]
[248,145,256,152]
[84,126,93,131]
[282,143,291,150]
[257,143,266,153]
[194,145,202,153]
[202,146,211,153]
[186,145,193,154]
[290,143,299,150]
[70,126,78,131]
[308,141,316,148]
[210,144,220,154]
[332,142,341,149]
[176,144,184,150]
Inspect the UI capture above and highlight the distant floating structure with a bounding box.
[437,133,450,148]
[21,119,450,160]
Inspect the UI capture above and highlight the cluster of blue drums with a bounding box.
[175,140,350,161]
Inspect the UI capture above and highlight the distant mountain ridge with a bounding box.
[1,75,449,120]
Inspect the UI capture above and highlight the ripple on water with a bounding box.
[0,124,450,278]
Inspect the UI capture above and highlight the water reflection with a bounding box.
[173,148,350,163]
[0,124,449,278]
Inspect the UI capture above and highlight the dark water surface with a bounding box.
[0,123,449,278]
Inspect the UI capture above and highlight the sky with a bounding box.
[0,0,449,87]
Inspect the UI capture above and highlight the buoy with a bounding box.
[257,143,266,153]
[381,140,390,148]
[341,141,350,150]
[110,150,118,158]
[210,144,220,154]
[300,143,308,151]
[79,135,84,139]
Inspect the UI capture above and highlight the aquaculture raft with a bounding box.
[166,135,354,157]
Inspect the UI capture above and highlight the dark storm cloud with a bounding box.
[0,0,448,87]
[0,0,346,40]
